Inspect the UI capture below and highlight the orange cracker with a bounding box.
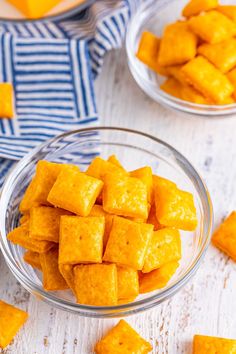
[139,261,179,293]
[74,263,118,306]
[94,319,152,354]
[126,215,148,223]
[154,182,197,231]
[23,250,42,270]
[130,166,153,203]
[86,156,126,181]
[59,215,104,264]
[89,204,114,249]
[117,266,139,300]
[181,56,234,104]
[181,83,211,104]
[47,168,103,216]
[227,68,236,100]
[218,96,235,105]
[193,334,236,353]
[103,216,153,270]
[40,248,69,291]
[212,211,236,261]
[59,264,75,295]
[118,296,138,305]
[188,10,236,44]
[29,206,71,243]
[0,83,14,119]
[158,22,197,66]
[153,175,177,190]
[0,300,28,349]
[103,173,148,219]
[183,0,218,18]
[19,213,30,225]
[107,155,126,172]
[217,6,236,22]
[143,228,181,273]
[7,0,69,19]
[160,78,183,100]
[161,77,210,104]
[136,31,169,76]
[7,224,54,253]
[147,204,162,231]
[19,160,79,213]
[198,39,236,73]
[151,175,176,230]
[166,65,212,104]
[166,65,188,85]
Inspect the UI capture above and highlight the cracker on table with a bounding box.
[212,211,236,261]
[95,319,152,354]
[193,334,236,354]
[0,300,28,349]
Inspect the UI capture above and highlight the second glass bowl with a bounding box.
[0,127,213,317]
[126,0,236,117]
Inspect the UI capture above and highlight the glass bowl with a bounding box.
[0,127,213,317]
[0,0,95,23]
[126,0,236,117]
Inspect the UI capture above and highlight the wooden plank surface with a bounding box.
[1,48,236,354]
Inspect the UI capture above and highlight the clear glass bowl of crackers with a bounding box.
[0,127,213,317]
[126,0,236,117]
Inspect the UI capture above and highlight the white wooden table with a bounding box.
[1,47,236,354]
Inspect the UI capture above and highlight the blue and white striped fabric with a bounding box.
[0,0,141,187]
[0,34,97,160]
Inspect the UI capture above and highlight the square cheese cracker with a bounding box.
[158,22,197,66]
[0,300,28,349]
[74,263,118,306]
[103,173,148,219]
[47,168,103,216]
[193,334,236,353]
[94,320,152,354]
[59,216,104,264]
[181,56,234,105]
[142,228,181,273]
[212,211,236,261]
[103,216,153,270]
[188,10,236,44]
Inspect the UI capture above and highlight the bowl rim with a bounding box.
[0,0,95,24]
[126,0,236,117]
[0,127,213,317]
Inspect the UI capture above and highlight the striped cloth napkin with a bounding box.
[0,0,140,186]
